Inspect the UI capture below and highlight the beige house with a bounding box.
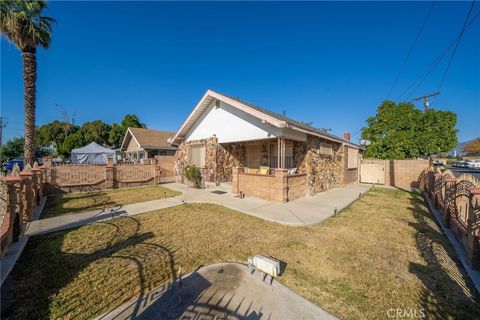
[120,128,176,161]
[172,90,362,202]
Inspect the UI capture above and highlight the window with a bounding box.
[189,144,205,167]
[347,147,358,169]
[270,141,294,168]
[319,142,333,155]
[247,144,262,168]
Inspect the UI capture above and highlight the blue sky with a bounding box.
[1,1,479,143]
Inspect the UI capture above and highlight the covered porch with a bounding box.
[227,137,308,202]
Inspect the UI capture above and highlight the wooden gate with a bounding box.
[360,161,385,184]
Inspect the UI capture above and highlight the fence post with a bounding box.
[433,173,442,208]
[232,166,243,194]
[275,169,289,203]
[1,176,23,256]
[19,170,34,222]
[466,188,480,269]
[443,176,456,228]
[43,156,52,184]
[105,158,115,189]
[154,164,162,184]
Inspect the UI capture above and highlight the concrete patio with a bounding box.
[95,262,337,320]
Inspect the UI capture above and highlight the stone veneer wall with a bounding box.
[174,136,246,184]
[294,136,345,195]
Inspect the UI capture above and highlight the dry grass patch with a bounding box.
[42,185,181,218]
[3,188,479,319]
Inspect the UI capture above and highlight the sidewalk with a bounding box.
[25,183,372,237]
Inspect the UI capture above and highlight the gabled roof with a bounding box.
[121,127,176,150]
[72,141,114,154]
[172,89,361,148]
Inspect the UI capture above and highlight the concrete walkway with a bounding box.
[95,262,337,320]
[25,183,371,237]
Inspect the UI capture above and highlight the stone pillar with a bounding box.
[433,173,442,208]
[105,158,115,189]
[43,156,52,184]
[232,166,243,194]
[32,167,44,201]
[19,172,34,221]
[442,176,456,228]
[466,188,480,269]
[275,169,288,203]
[154,165,162,184]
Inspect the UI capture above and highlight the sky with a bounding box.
[1,1,479,144]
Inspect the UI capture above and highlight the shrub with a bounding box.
[183,164,202,188]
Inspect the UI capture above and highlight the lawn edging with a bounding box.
[423,192,480,293]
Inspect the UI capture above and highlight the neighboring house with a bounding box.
[121,127,177,161]
[172,90,362,202]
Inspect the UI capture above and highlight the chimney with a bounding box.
[343,132,351,141]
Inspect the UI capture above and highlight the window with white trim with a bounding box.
[347,147,358,169]
[189,144,205,167]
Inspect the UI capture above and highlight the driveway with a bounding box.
[96,263,337,320]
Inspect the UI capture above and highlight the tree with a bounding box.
[1,0,55,165]
[109,123,125,148]
[59,131,85,157]
[0,137,24,161]
[36,120,79,151]
[121,114,146,129]
[80,120,111,146]
[361,101,458,159]
[463,138,480,155]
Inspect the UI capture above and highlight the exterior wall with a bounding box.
[287,174,308,201]
[126,138,141,152]
[185,101,307,143]
[344,147,359,185]
[302,136,345,195]
[175,137,247,184]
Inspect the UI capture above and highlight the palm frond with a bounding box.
[0,0,55,52]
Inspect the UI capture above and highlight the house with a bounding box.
[172,90,362,202]
[121,127,177,161]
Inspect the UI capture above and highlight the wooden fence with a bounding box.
[420,169,480,269]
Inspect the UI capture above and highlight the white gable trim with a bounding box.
[120,128,142,150]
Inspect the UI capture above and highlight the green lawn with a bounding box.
[42,185,181,218]
[3,188,479,319]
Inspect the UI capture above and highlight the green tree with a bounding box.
[80,120,111,146]
[1,0,55,165]
[0,137,24,161]
[361,101,458,159]
[108,123,125,148]
[59,131,85,157]
[36,120,79,151]
[121,114,146,129]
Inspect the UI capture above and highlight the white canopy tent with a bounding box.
[70,142,115,164]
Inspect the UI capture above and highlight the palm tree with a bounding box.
[0,0,54,165]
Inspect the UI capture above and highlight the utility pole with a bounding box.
[0,117,7,146]
[412,92,440,111]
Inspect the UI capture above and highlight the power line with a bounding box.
[385,1,436,100]
[395,8,480,101]
[437,0,476,90]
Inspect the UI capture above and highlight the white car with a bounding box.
[465,161,480,169]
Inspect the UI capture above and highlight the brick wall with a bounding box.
[343,147,359,185]
[44,156,174,194]
[384,160,429,189]
[287,174,308,201]
[232,168,289,202]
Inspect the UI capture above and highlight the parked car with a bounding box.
[4,158,24,171]
[465,161,480,169]
[453,161,469,168]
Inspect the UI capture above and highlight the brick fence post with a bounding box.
[443,176,456,228]
[31,166,44,203]
[275,169,288,203]
[1,176,23,256]
[232,166,243,194]
[19,171,34,221]
[43,156,52,184]
[105,158,115,189]
[466,188,480,269]
[154,164,162,184]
